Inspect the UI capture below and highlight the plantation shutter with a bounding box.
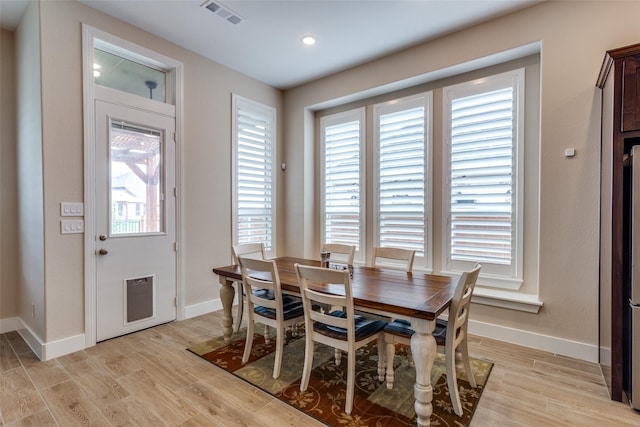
[449,87,514,265]
[234,99,274,251]
[378,106,425,254]
[323,117,361,249]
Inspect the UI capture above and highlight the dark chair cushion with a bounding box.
[253,294,304,320]
[313,310,387,341]
[383,319,413,338]
[384,318,448,345]
[252,288,274,299]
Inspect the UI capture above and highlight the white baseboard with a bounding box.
[183,298,226,319]
[600,347,611,366]
[183,301,598,363]
[42,333,86,361]
[0,316,21,334]
[2,317,85,361]
[468,319,599,363]
[18,321,86,361]
[14,320,43,360]
[1,305,600,364]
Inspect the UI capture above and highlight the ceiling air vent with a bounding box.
[201,0,244,25]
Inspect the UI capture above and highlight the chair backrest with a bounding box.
[370,246,415,272]
[232,242,265,264]
[238,257,283,318]
[321,243,356,266]
[447,263,481,347]
[295,263,355,340]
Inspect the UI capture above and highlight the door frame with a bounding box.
[82,24,185,347]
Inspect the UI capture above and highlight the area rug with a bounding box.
[187,328,492,426]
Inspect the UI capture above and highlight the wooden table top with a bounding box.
[212,256,456,321]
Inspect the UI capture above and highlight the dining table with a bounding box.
[212,256,457,427]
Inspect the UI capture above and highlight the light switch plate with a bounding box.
[61,219,84,234]
[61,202,84,217]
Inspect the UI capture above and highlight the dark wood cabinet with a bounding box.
[623,57,640,132]
[597,43,640,404]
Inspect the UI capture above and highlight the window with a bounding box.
[316,61,536,295]
[93,47,167,102]
[374,95,430,260]
[443,69,524,286]
[232,95,276,255]
[320,109,364,255]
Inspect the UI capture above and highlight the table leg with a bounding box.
[218,277,235,343]
[410,317,436,427]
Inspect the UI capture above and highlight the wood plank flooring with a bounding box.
[1,310,638,426]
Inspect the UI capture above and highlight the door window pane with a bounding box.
[110,122,163,235]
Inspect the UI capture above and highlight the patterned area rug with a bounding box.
[188,328,492,426]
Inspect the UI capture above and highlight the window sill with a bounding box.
[380,266,542,313]
[471,287,543,313]
[440,269,523,290]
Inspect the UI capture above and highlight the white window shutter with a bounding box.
[450,87,513,265]
[377,105,425,254]
[233,96,275,253]
[445,67,524,283]
[321,111,363,250]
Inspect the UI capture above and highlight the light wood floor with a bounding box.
[1,310,638,426]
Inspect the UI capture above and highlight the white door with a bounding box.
[95,99,176,341]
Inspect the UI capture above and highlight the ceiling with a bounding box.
[1,0,540,90]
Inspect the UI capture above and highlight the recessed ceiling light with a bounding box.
[302,35,316,46]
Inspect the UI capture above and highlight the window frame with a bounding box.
[442,68,525,288]
[319,108,366,262]
[372,93,432,270]
[231,94,277,258]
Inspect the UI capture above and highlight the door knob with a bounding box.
[98,248,108,255]
[99,235,107,241]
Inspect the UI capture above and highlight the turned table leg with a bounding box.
[218,277,236,343]
[410,317,436,427]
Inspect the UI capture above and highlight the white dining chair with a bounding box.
[231,242,266,333]
[238,257,305,379]
[295,263,387,415]
[383,263,481,416]
[370,246,415,272]
[321,243,355,267]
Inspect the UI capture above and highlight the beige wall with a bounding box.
[0,29,18,323]
[15,0,45,339]
[3,0,639,358]
[28,0,282,343]
[282,0,640,349]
